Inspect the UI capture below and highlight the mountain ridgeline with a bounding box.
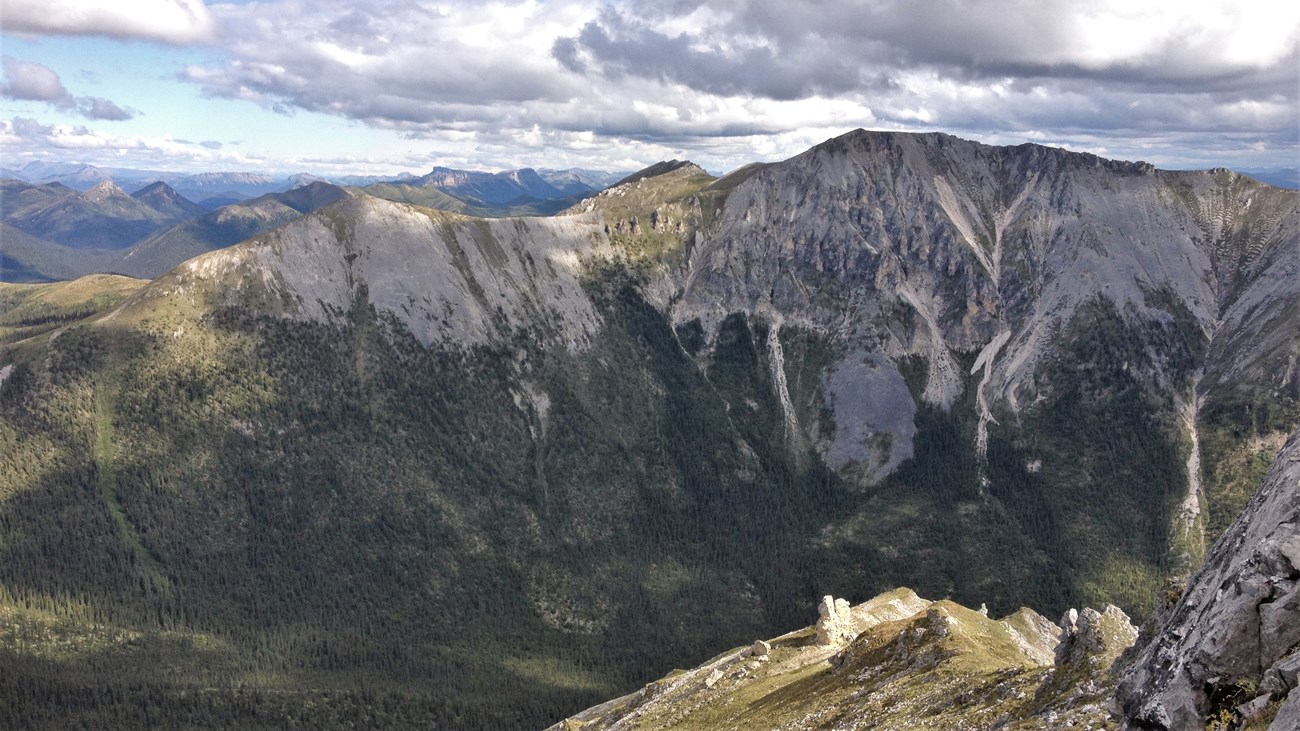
[1,130,1296,728]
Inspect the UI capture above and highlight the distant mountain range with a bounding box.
[0,161,631,207]
[1,180,351,281]
[1,164,631,282]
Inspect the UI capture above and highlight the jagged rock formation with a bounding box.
[814,594,854,645]
[1117,430,1300,730]
[548,587,1135,730]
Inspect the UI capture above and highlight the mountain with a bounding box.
[0,130,1296,728]
[112,181,350,279]
[4,163,621,206]
[413,165,566,204]
[0,223,95,283]
[169,171,285,204]
[130,181,207,220]
[360,165,604,215]
[540,168,630,193]
[0,179,75,220]
[0,181,347,282]
[6,161,115,190]
[1236,167,1300,190]
[2,180,186,249]
[360,167,593,217]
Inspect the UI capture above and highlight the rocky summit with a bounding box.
[1,130,1297,729]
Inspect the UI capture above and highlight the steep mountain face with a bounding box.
[0,131,1296,728]
[1117,430,1300,730]
[666,131,1298,604]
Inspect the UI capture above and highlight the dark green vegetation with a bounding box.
[0,267,848,728]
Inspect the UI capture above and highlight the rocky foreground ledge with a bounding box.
[552,431,1300,731]
[548,587,1136,731]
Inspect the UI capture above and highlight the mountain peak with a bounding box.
[82,179,129,202]
[612,160,706,188]
[131,181,205,219]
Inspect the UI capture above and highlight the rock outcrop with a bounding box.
[813,594,854,645]
[1117,430,1300,730]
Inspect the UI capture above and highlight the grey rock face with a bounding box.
[150,195,614,350]
[672,130,1299,488]
[1117,430,1300,730]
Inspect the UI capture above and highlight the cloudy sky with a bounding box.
[1,0,1297,176]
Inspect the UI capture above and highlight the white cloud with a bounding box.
[0,57,72,103]
[1,115,264,168]
[3,0,1295,173]
[2,56,138,120]
[0,0,216,44]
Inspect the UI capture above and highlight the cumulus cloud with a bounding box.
[1,57,137,120]
[1,57,73,103]
[6,0,1294,172]
[568,0,1300,92]
[157,0,1296,170]
[80,97,134,121]
[186,0,581,118]
[0,0,216,45]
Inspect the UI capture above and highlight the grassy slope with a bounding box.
[0,274,146,344]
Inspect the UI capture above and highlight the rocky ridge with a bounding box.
[554,430,1300,731]
[548,588,1137,731]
